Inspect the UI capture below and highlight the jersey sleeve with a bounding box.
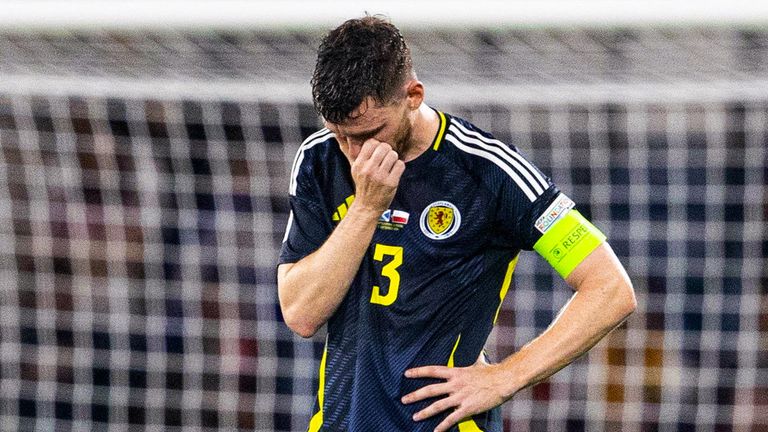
[279,195,333,264]
[490,150,563,251]
[491,150,607,278]
[278,143,334,265]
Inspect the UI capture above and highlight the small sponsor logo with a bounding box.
[379,210,392,222]
[332,194,356,223]
[535,194,575,234]
[420,201,461,240]
[552,246,565,259]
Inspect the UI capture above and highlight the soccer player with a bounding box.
[278,16,636,432]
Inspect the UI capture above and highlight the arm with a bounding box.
[278,205,381,338]
[278,139,404,338]
[402,242,636,431]
[492,242,636,391]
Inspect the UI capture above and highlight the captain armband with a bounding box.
[533,209,606,279]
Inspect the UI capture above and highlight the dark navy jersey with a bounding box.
[280,110,563,432]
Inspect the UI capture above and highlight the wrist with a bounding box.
[495,356,532,399]
[347,201,385,220]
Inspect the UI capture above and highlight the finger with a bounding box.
[357,138,380,162]
[401,382,451,404]
[434,409,469,432]
[405,365,454,380]
[366,143,391,168]
[369,139,391,150]
[413,394,460,422]
[386,160,405,182]
[379,150,400,172]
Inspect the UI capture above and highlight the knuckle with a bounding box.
[436,398,451,412]
[434,401,447,412]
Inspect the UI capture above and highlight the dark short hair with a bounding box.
[311,15,413,123]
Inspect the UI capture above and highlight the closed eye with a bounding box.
[347,124,386,141]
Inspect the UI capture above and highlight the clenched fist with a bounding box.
[350,139,405,214]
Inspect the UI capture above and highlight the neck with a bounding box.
[401,104,439,163]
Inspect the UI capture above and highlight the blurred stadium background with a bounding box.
[0,1,766,431]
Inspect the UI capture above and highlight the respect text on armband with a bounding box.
[550,224,589,261]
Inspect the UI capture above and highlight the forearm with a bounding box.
[278,202,380,337]
[495,270,635,397]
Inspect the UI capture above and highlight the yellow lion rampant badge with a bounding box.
[428,206,454,235]
[420,201,461,240]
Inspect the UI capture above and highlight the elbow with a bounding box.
[614,276,637,320]
[278,274,323,338]
[286,316,321,339]
[291,325,320,339]
[277,265,331,339]
[280,302,322,338]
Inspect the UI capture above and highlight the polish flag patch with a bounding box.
[391,210,410,224]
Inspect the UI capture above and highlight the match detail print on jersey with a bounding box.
[419,201,461,240]
[533,209,606,279]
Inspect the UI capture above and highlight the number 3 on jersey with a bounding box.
[370,244,403,306]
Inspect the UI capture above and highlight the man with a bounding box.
[278,16,636,432]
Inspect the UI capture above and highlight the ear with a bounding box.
[404,80,425,110]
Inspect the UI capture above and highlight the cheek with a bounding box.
[379,123,405,147]
[393,119,411,146]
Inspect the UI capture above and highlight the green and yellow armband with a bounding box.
[533,209,606,279]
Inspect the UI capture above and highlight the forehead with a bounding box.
[327,98,396,133]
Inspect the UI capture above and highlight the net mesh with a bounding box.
[0,28,767,431]
[2,28,768,86]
